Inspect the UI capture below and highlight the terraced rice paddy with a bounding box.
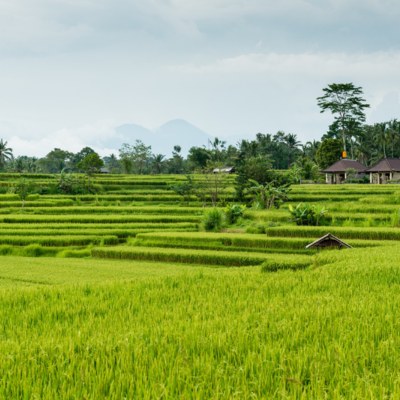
[2,173,400,397]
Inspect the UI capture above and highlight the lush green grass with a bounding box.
[1,248,400,398]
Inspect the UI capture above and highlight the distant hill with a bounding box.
[112,119,212,155]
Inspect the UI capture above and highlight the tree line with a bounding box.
[0,83,398,178]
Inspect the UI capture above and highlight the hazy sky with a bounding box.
[1,0,400,156]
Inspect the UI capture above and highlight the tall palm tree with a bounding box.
[373,123,389,159]
[284,133,301,166]
[302,140,320,161]
[0,139,13,169]
[386,119,399,158]
[152,154,165,174]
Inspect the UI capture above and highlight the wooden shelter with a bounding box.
[365,158,400,184]
[305,233,352,250]
[322,159,367,184]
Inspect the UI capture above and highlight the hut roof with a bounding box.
[365,158,400,173]
[212,166,235,173]
[305,233,352,249]
[322,159,366,173]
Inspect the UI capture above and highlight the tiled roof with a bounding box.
[366,158,400,172]
[322,159,367,173]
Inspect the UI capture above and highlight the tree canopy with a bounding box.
[317,83,370,153]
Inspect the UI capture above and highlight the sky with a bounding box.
[1,0,400,157]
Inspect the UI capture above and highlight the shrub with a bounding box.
[225,204,246,225]
[202,208,225,232]
[289,203,328,226]
[246,223,266,234]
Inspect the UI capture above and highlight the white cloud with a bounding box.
[169,51,400,77]
[8,120,118,157]
[0,0,400,155]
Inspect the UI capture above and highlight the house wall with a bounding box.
[326,173,346,184]
[369,171,400,184]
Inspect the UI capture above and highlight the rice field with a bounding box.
[1,173,400,397]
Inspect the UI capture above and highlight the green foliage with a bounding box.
[119,140,152,174]
[245,223,266,234]
[187,146,211,170]
[77,153,104,175]
[169,175,195,202]
[261,257,311,272]
[11,177,34,207]
[21,244,47,257]
[289,203,328,226]
[315,138,342,169]
[92,245,270,266]
[0,245,13,255]
[202,208,225,232]
[0,139,13,170]
[37,148,73,173]
[317,82,370,152]
[224,203,246,224]
[2,250,400,397]
[57,172,88,194]
[246,179,290,209]
[57,249,91,258]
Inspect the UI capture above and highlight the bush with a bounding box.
[202,208,225,232]
[225,204,246,225]
[246,223,266,234]
[289,203,328,226]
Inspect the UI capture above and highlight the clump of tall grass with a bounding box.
[57,249,91,258]
[202,208,225,232]
[261,256,311,272]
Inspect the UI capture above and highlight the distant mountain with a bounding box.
[112,119,212,155]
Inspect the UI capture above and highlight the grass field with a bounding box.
[1,173,400,397]
[1,248,400,398]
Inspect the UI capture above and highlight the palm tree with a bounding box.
[152,154,165,174]
[0,139,13,169]
[246,179,290,209]
[284,133,301,166]
[302,140,320,161]
[386,119,399,158]
[373,123,389,159]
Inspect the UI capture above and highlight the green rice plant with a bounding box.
[391,209,400,227]
[245,222,267,234]
[57,249,91,258]
[19,244,49,257]
[2,233,400,397]
[266,225,400,240]
[0,235,119,247]
[92,246,270,266]
[1,214,201,224]
[10,205,205,215]
[0,244,13,255]
[261,256,312,272]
